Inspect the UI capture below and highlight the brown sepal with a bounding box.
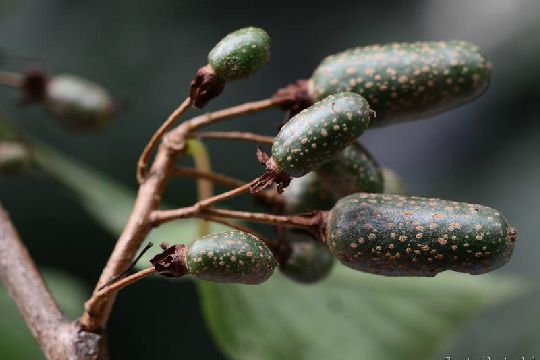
[250,146,291,194]
[149,244,188,277]
[189,64,225,109]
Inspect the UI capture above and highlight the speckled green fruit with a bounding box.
[280,237,334,284]
[310,41,491,126]
[45,74,114,131]
[317,142,383,197]
[272,92,371,178]
[0,142,31,172]
[208,27,270,81]
[283,172,337,214]
[326,193,516,276]
[185,230,276,284]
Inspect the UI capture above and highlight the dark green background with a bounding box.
[0,0,539,358]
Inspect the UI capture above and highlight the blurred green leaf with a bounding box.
[200,268,525,360]
[28,139,527,360]
[30,140,228,268]
[0,269,87,360]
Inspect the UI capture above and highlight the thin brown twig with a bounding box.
[204,208,325,230]
[190,131,274,145]
[173,166,246,188]
[151,206,325,231]
[199,215,273,249]
[173,166,280,205]
[137,96,192,183]
[197,179,257,208]
[168,98,276,143]
[85,268,157,313]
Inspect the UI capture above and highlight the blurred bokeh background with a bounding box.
[0,0,539,359]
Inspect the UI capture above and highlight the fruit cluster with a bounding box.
[1,27,516,287]
[144,28,515,285]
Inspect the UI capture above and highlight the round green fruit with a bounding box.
[208,27,270,81]
[272,92,371,178]
[45,74,114,131]
[310,41,491,126]
[283,172,337,214]
[280,236,334,284]
[325,193,516,276]
[316,142,383,197]
[185,230,276,284]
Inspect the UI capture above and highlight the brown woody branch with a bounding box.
[0,204,108,359]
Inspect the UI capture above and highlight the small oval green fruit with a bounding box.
[208,27,270,81]
[186,230,276,284]
[326,193,516,276]
[283,172,336,214]
[280,236,334,284]
[0,142,31,172]
[45,74,114,131]
[272,92,371,178]
[317,142,383,197]
[310,41,491,126]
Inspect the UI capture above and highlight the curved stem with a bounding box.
[169,98,276,143]
[173,166,246,188]
[190,131,274,145]
[173,166,280,205]
[204,208,324,229]
[151,206,325,231]
[0,71,23,88]
[200,215,273,249]
[137,97,192,183]
[198,179,257,208]
[85,267,157,313]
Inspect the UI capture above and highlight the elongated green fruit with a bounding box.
[208,27,270,81]
[280,237,334,284]
[45,74,114,131]
[317,142,383,196]
[283,172,337,213]
[186,230,276,284]
[272,92,371,178]
[310,41,491,126]
[325,193,516,276]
